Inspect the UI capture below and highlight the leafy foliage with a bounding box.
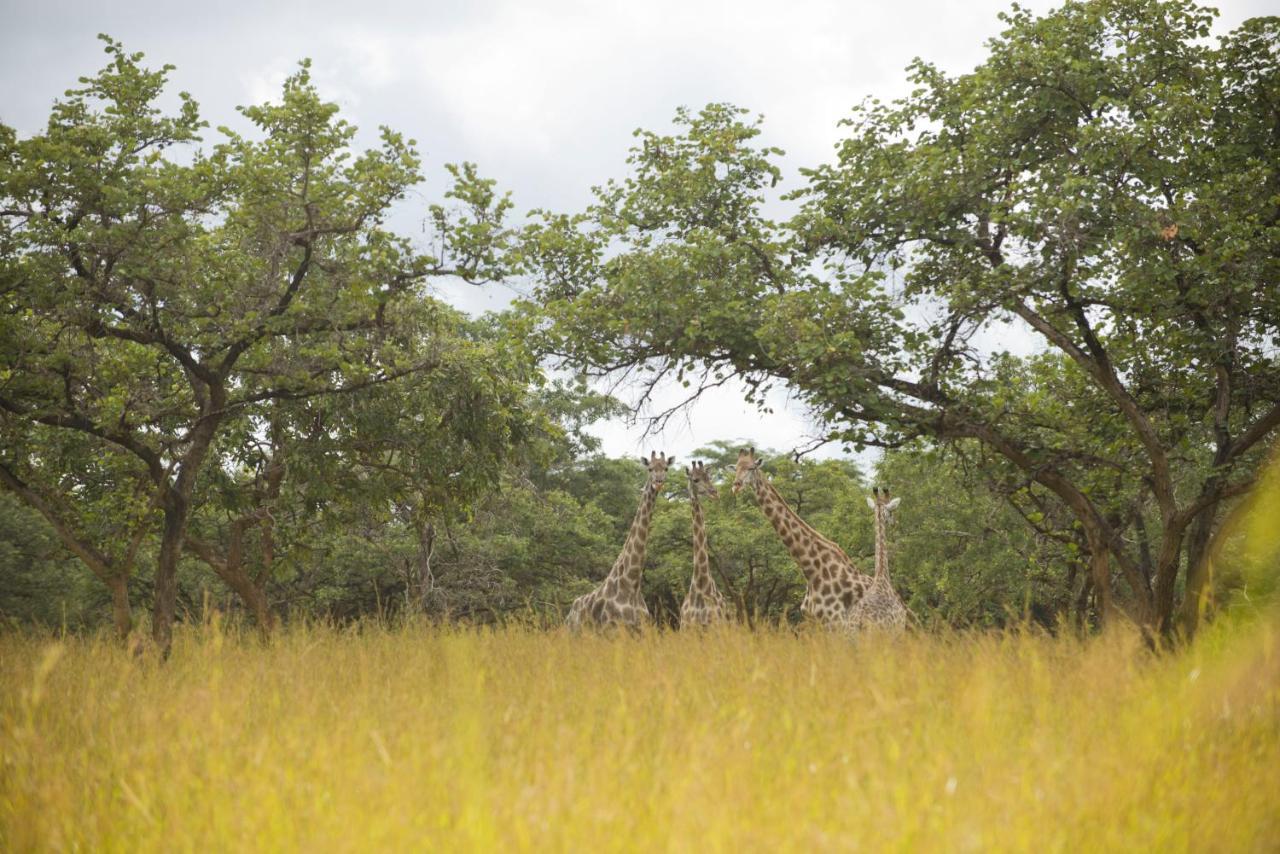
[532,0,1280,636]
[3,4,1277,639]
[0,39,532,647]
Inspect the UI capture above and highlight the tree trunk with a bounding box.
[1151,532,1187,637]
[1085,526,1115,627]
[412,519,436,612]
[152,394,224,654]
[152,498,189,654]
[214,562,273,639]
[1178,508,1216,639]
[1090,547,1114,625]
[224,569,272,639]
[1180,490,1256,638]
[0,464,140,644]
[107,574,132,640]
[1074,576,1093,632]
[185,533,275,640]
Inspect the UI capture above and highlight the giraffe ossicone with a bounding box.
[565,450,673,631]
[680,460,730,628]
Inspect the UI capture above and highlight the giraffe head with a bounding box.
[642,451,675,489]
[686,460,720,501]
[865,486,902,517]
[731,447,764,495]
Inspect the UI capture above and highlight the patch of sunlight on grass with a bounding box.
[1,614,1277,851]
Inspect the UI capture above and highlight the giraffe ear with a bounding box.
[752,459,763,470]
[866,495,876,509]
[667,455,676,466]
[640,456,650,468]
[887,497,901,511]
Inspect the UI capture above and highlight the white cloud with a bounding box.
[341,31,400,88]
[239,52,371,125]
[240,59,294,110]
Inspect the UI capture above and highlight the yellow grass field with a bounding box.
[2,617,1278,852]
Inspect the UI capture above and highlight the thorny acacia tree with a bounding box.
[0,39,521,650]
[533,1,1280,637]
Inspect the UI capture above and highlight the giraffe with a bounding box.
[566,451,674,631]
[680,460,729,628]
[846,486,909,633]
[731,447,872,627]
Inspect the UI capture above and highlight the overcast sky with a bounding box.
[2,0,1270,467]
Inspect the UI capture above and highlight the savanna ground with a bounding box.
[2,617,1278,852]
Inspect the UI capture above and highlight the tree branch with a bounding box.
[0,395,166,484]
[0,463,115,580]
[1010,298,1176,524]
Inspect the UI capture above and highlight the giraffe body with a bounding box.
[566,452,673,631]
[680,461,729,628]
[846,487,908,633]
[731,448,872,628]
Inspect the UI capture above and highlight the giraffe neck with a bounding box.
[752,475,825,587]
[611,479,659,591]
[690,491,712,588]
[874,506,888,580]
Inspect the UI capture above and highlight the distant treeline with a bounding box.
[2,437,1123,633]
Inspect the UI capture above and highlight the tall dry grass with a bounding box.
[1,616,1277,851]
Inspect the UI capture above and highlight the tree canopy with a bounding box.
[3,3,1277,641]
[0,39,531,649]
[533,0,1280,637]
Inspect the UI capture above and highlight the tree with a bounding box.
[172,304,545,633]
[875,445,1084,628]
[0,428,153,636]
[533,1,1280,638]
[0,39,520,650]
[270,375,622,625]
[0,492,110,631]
